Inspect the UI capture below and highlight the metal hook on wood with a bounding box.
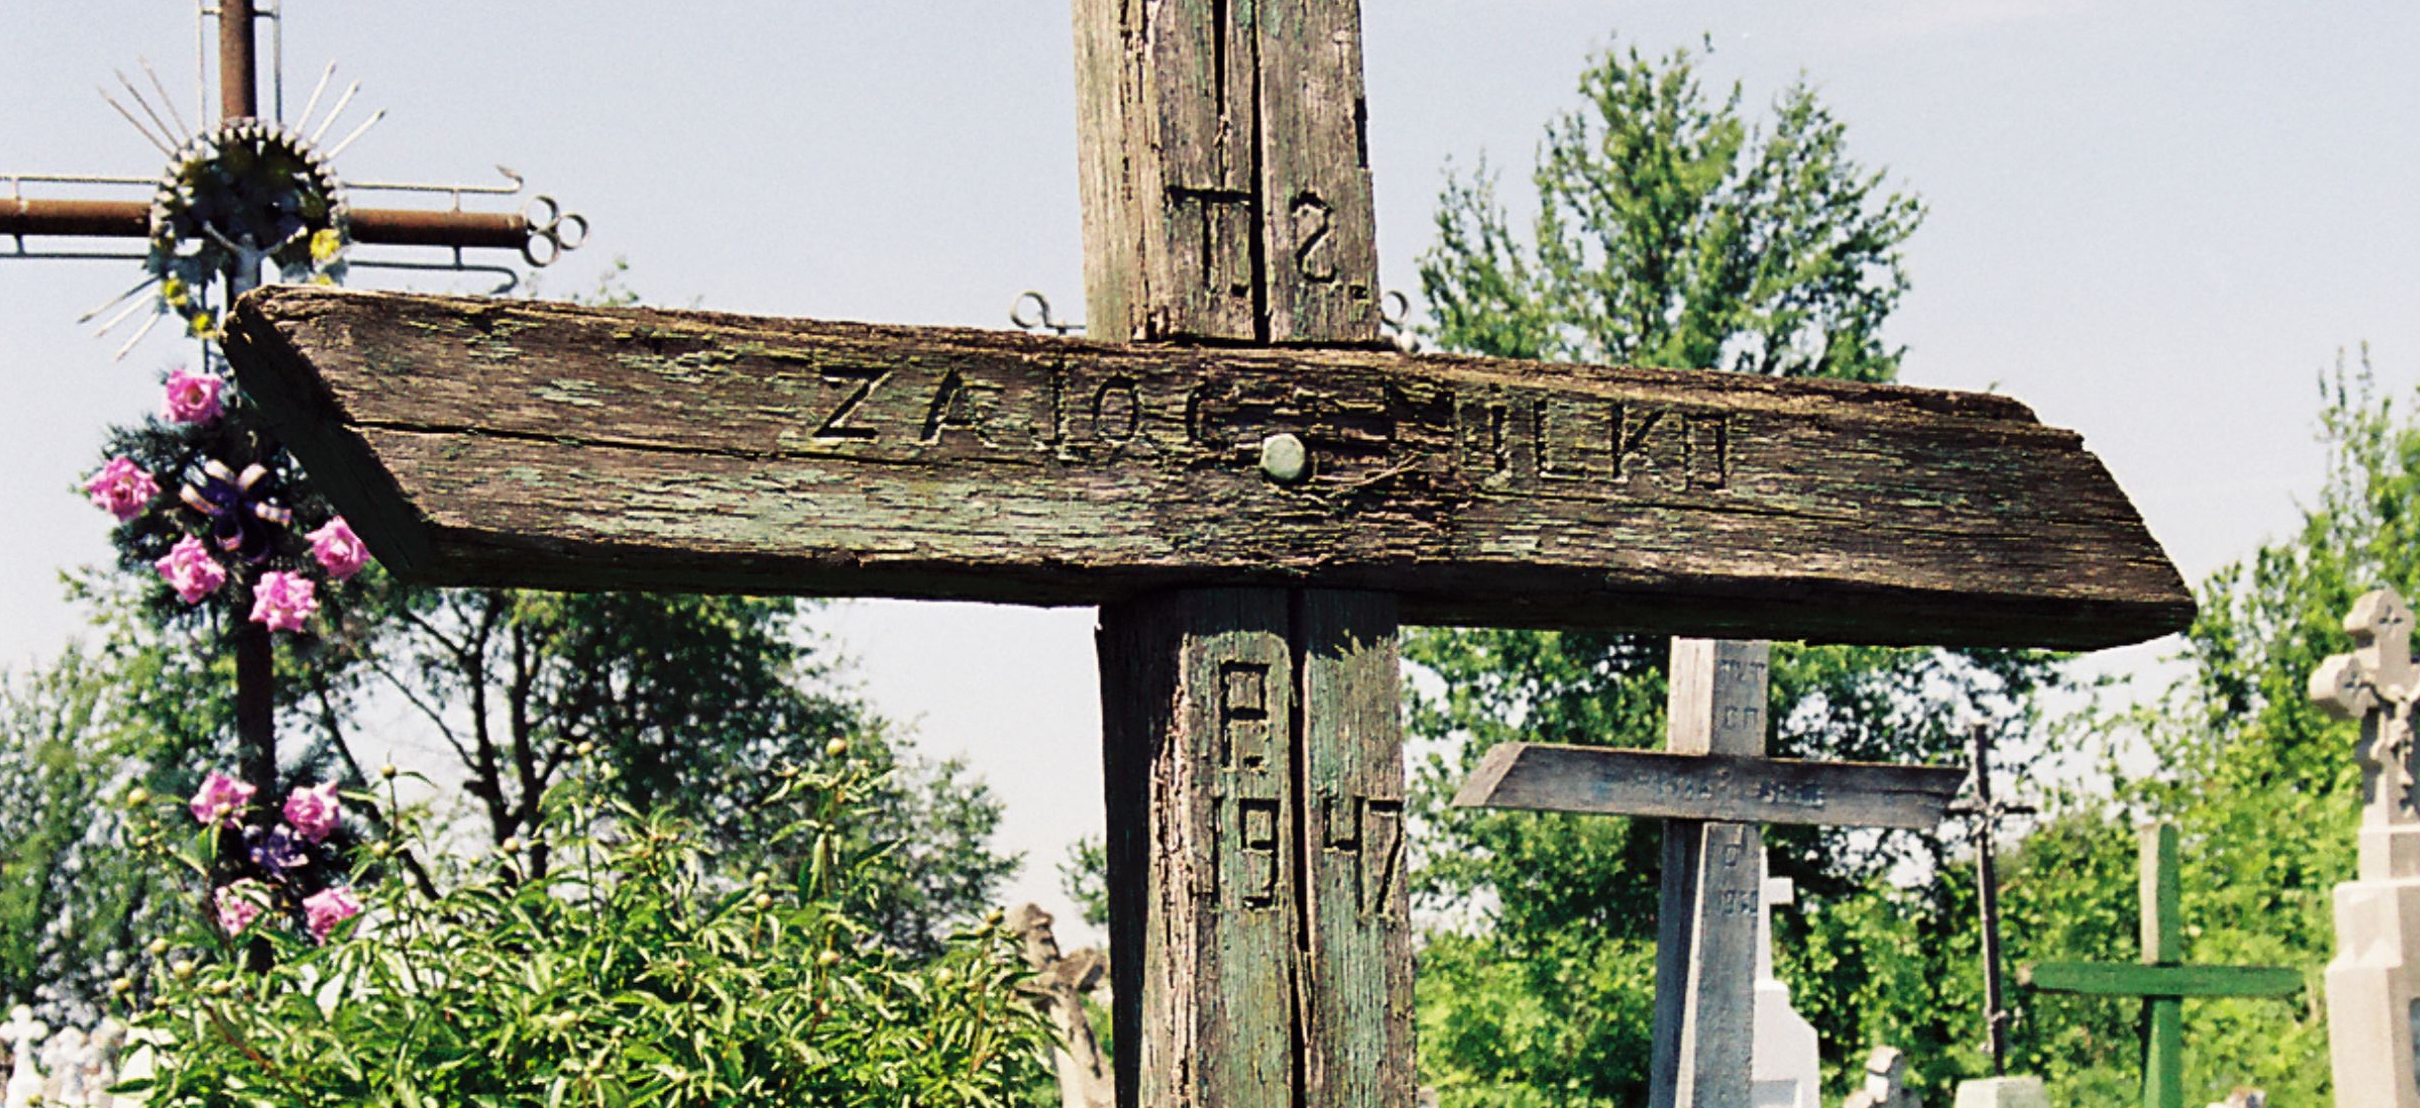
[1011,290,1083,336]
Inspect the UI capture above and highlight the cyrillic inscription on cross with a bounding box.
[214,3,2196,1107]
[1454,640,1969,1108]
[2309,587,2420,1105]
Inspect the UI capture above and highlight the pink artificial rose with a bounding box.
[248,571,319,633]
[83,457,160,521]
[283,782,342,843]
[214,880,268,935]
[154,536,228,604]
[306,517,371,581]
[161,368,225,425]
[302,887,363,944]
[189,771,256,826]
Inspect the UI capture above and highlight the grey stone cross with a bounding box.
[2310,587,2420,1105]
[2312,587,2420,837]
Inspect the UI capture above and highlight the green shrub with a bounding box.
[116,751,1050,1108]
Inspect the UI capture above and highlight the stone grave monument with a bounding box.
[2310,586,2420,1106]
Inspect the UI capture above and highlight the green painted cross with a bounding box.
[216,4,2196,1107]
[2021,823,2303,1108]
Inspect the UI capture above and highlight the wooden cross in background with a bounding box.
[218,3,2193,1106]
[1455,639,1967,1106]
[1946,724,2038,1075]
[2021,823,2302,1108]
[4,1,580,806]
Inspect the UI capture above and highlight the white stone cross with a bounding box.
[2311,587,2420,844]
[1,1007,49,1108]
[2311,586,2420,1106]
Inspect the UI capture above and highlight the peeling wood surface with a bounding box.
[1452,743,1966,830]
[1099,590,1408,1108]
[1652,639,1767,1108]
[225,286,2192,649]
[1071,0,1378,343]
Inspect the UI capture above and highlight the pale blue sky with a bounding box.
[6,1,2418,940]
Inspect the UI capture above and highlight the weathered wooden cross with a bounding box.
[1453,639,1969,1106]
[2020,823,2302,1108]
[216,5,2190,1107]
[1946,724,2038,1075]
[2308,587,2420,1105]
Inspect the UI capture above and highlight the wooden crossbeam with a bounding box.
[1452,744,1965,829]
[2019,962,2303,998]
[2024,824,2306,1108]
[223,286,2191,648]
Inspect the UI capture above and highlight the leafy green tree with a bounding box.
[0,645,169,1016]
[1987,354,2397,1105]
[1423,40,1920,380]
[1409,39,2062,1104]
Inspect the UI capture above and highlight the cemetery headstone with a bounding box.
[1752,865,1820,1108]
[1842,1046,1920,1108]
[41,1026,88,1105]
[2020,823,2302,1108]
[1,1007,48,1108]
[1949,1077,2046,1108]
[213,3,2196,1106]
[2309,586,2420,1106]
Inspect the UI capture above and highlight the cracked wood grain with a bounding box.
[226,285,2193,649]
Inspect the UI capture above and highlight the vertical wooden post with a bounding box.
[1078,3,1404,1106]
[1072,0,1378,345]
[2141,823,2185,1108]
[1651,639,1770,1108]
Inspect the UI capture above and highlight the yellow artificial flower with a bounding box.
[309,227,343,265]
[161,275,188,307]
[188,311,217,339]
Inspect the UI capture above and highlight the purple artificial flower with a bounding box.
[214,880,269,935]
[161,368,226,425]
[246,823,307,874]
[282,782,341,843]
[189,771,256,826]
[154,536,228,604]
[248,571,319,633]
[84,457,160,521]
[303,887,363,944]
[306,517,371,581]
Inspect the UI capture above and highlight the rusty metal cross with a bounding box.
[4,1,580,814]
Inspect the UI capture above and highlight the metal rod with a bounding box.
[1972,726,2011,1076]
[269,0,283,122]
[323,109,386,161]
[296,60,336,136]
[3,197,532,253]
[99,90,175,156]
[1,198,150,238]
[350,208,528,249]
[311,81,360,145]
[76,276,162,325]
[118,70,183,151]
[140,57,191,139]
[219,0,258,122]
